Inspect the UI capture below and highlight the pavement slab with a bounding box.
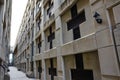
[8,67,35,80]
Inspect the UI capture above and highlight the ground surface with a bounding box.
[8,67,35,80]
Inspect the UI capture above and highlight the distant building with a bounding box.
[14,0,120,80]
[0,0,12,79]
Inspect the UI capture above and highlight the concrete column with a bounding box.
[42,59,47,80]
[89,0,120,79]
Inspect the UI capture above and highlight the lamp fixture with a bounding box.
[93,12,102,24]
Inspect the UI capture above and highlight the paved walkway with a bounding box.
[8,67,35,80]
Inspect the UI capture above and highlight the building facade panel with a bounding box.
[13,0,120,80]
[0,0,12,79]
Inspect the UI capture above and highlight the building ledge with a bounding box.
[59,0,77,16]
[43,47,57,59]
[33,53,42,61]
[61,33,97,56]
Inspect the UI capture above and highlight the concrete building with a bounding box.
[0,0,12,79]
[14,0,120,80]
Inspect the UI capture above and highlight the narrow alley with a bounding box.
[8,67,35,80]
[0,0,120,80]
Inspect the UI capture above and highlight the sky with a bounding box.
[10,0,28,47]
[9,53,13,63]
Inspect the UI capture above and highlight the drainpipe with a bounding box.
[111,23,120,68]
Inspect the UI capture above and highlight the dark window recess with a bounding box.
[31,61,34,71]
[38,42,41,53]
[28,19,30,26]
[71,69,94,80]
[48,32,55,42]
[31,8,34,20]
[38,61,42,79]
[71,4,78,18]
[73,27,80,40]
[48,0,53,7]
[67,11,86,30]
[38,67,42,79]
[48,58,57,80]
[47,0,54,15]
[38,67,42,73]
[47,8,50,15]
[37,20,41,30]
[71,54,94,80]
[32,27,34,39]
[49,41,53,49]
[49,68,57,76]
[47,26,55,49]
[49,12,52,18]
[31,41,34,56]
[75,54,83,69]
[67,4,86,40]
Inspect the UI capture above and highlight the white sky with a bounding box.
[10,0,28,47]
[9,53,13,63]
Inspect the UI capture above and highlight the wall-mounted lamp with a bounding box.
[93,12,102,24]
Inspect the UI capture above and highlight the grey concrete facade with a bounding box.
[0,0,12,80]
[14,0,120,80]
